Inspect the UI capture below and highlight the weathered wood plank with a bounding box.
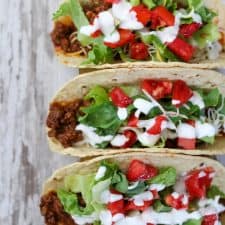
[0,0,225,225]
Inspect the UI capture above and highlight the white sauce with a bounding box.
[195,121,216,139]
[198,171,206,178]
[113,214,125,223]
[138,132,160,147]
[149,184,166,192]
[132,191,153,206]
[117,107,128,120]
[133,98,156,116]
[177,123,196,139]
[80,17,100,36]
[72,212,98,225]
[100,189,123,203]
[171,192,180,199]
[189,91,205,109]
[115,214,145,225]
[110,134,128,147]
[142,208,201,224]
[99,210,112,225]
[95,166,107,181]
[76,124,113,146]
[172,99,181,106]
[207,42,223,60]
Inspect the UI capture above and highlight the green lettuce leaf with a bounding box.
[120,85,140,97]
[130,0,141,6]
[84,86,109,106]
[79,102,122,136]
[53,0,89,29]
[187,0,202,9]
[200,136,215,144]
[203,88,220,107]
[153,200,172,212]
[183,219,202,225]
[148,167,177,187]
[192,24,221,49]
[143,0,156,9]
[82,44,114,65]
[57,189,94,215]
[125,182,148,197]
[143,0,176,10]
[207,185,225,199]
[196,7,217,23]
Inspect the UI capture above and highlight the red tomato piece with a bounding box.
[202,214,218,225]
[132,5,152,25]
[172,80,193,107]
[186,120,196,127]
[105,0,120,3]
[178,138,196,150]
[125,199,153,212]
[109,87,133,107]
[185,167,215,199]
[152,6,175,27]
[179,23,202,38]
[126,160,158,182]
[141,79,173,100]
[147,115,167,135]
[167,37,195,62]
[104,29,135,48]
[91,30,102,38]
[165,193,189,209]
[107,199,124,215]
[122,130,137,148]
[127,114,139,127]
[129,42,149,60]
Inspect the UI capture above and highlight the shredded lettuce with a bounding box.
[183,219,202,225]
[203,88,220,107]
[153,200,172,212]
[130,0,141,6]
[141,35,178,62]
[53,2,72,20]
[125,182,148,197]
[192,24,221,49]
[143,0,177,10]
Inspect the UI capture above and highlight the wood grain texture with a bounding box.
[0,0,224,225]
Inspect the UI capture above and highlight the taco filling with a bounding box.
[47,79,225,150]
[40,159,225,225]
[51,0,224,65]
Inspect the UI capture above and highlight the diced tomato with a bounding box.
[129,42,149,60]
[127,114,139,127]
[202,214,218,225]
[107,199,124,215]
[172,80,193,107]
[105,0,120,3]
[91,30,102,38]
[152,6,175,27]
[147,115,167,135]
[125,199,153,212]
[186,120,196,127]
[132,5,152,25]
[179,23,202,38]
[185,167,215,199]
[165,193,189,209]
[167,37,195,62]
[104,29,135,48]
[127,160,158,182]
[122,130,137,148]
[109,87,133,107]
[178,138,196,150]
[141,79,173,100]
[151,189,159,199]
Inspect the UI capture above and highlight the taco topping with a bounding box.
[47,79,225,150]
[51,0,223,64]
[40,160,225,225]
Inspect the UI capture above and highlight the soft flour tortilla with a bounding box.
[53,0,225,68]
[47,68,225,157]
[42,152,225,195]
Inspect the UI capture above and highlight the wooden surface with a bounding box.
[0,0,225,225]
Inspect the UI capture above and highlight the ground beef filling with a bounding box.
[47,100,84,148]
[40,191,76,225]
[51,1,111,53]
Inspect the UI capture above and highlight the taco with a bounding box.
[46,68,225,157]
[50,0,225,68]
[40,152,225,225]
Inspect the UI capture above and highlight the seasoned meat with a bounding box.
[47,100,84,148]
[51,22,84,53]
[40,191,76,225]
